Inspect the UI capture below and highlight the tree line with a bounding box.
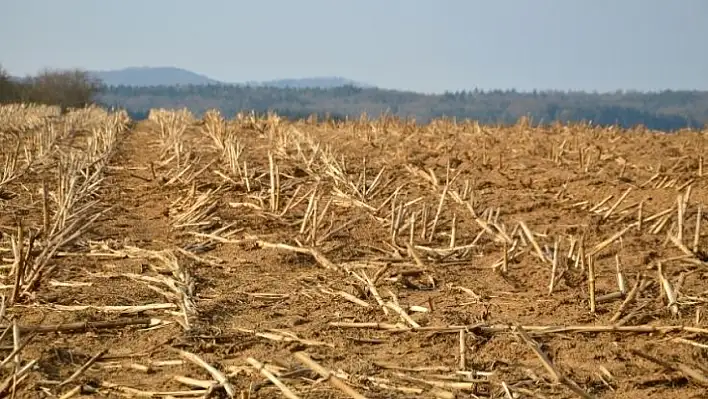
[100,84,708,131]
[2,65,707,131]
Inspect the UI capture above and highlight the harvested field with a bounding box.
[0,104,707,398]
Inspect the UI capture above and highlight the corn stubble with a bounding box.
[0,105,705,398]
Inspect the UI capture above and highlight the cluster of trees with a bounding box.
[2,64,707,131]
[0,65,100,110]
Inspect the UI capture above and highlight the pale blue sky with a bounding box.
[1,0,707,93]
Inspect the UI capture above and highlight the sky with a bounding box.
[1,0,707,94]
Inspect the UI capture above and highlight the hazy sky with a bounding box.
[1,0,707,93]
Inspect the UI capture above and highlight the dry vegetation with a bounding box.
[0,103,707,398]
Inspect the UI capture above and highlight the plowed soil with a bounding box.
[1,112,708,399]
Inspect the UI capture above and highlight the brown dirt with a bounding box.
[2,113,708,398]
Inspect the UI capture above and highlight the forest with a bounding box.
[100,84,708,130]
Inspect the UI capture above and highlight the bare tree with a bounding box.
[21,68,102,110]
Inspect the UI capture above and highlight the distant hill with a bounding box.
[91,67,220,87]
[91,67,373,89]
